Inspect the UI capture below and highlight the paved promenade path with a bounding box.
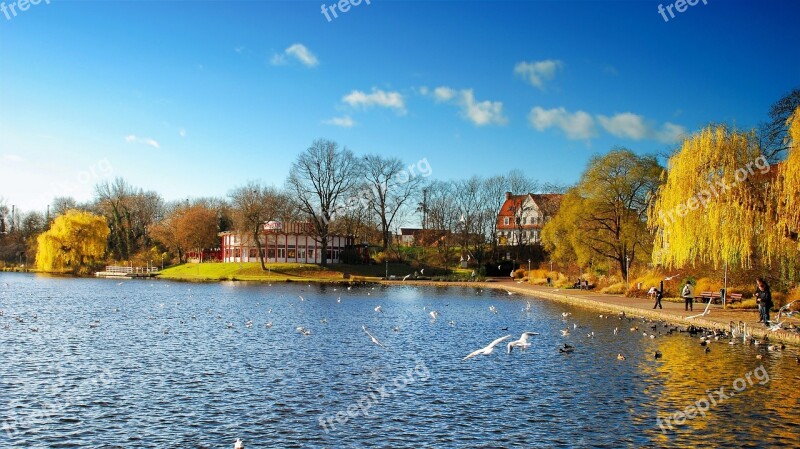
[481,278,800,347]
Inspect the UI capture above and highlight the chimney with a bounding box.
[505,192,512,200]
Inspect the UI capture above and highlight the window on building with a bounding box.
[503,217,509,225]
[249,248,257,258]
[277,248,286,260]
[267,248,275,259]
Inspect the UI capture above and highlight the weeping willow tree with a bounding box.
[766,107,800,264]
[649,125,773,269]
[36,210,109,274]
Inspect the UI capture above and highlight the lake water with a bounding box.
[1,272,798,448]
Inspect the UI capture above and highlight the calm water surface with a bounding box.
[1,273,798,448]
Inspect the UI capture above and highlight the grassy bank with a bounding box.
[155,262,418,282]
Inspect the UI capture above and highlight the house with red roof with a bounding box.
[497,192,562,246]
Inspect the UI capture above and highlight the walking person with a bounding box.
[681,280,694,312]
[755,277,773,326]
[652,286,663,309]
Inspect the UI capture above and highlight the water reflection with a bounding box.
[0,273,798,448]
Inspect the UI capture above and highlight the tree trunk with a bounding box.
[253,226,266,271]
[320,236,328,267]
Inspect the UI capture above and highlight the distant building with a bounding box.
[219,221,355,264]
[497,192,562,246]
[395,228,451,247]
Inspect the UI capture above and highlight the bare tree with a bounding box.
[286,139,359,267]
[361,154,423,250]
[482,175,506,259]
[759,87,800,161]
[425,180,460,271]
[94,178,164,261]
[229,183,292,270]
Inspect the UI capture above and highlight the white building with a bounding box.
[219,221,354,264]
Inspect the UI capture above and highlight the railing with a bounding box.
[103,265,159,274]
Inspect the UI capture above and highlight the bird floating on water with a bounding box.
[463,335,511,360]
[489,305,498,314]
[560,328,570,336]
[559,344,575,353]
[234,438,244,449]
[429,310,439,320]
[296,326,311,336]
[374,305,382,313]
[617,353,626,360]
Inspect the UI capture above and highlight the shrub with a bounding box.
[601,282,626,295]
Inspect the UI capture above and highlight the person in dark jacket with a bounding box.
[755,277,773,326]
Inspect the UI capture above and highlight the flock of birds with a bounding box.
[2,278,799,449]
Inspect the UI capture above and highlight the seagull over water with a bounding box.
[463,335,511,360]
[374,305,382,313]
[507,331,540,353]
[362,325,386,349]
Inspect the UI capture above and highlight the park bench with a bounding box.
[697,291,721,304]
[727,293,743,304]
[697,291,742,305]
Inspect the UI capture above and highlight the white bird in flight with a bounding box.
[429,310,439,320]
[362,325,386,349]
[507,331,540,353]
[464,335,511,360]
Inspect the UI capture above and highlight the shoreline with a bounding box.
[6,270,798,347]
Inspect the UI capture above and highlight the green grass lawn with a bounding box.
[156,262,415,282]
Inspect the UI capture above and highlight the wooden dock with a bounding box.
[95,265,159,278]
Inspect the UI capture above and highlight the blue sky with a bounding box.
[1,0,798,212]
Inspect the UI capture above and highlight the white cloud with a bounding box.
[2,154,23,162]
[270,43,318,67]
[656,122,687,143]
[514,59,563,89]
[598,113,687,143]
[124,135,160,149]
[459,89,507,126]
[322,115,356,128]
[342,88,406,114]
[433,86,456,102]
[528,107,596,140]
[528,108,687,143]
[428,86,507,126]
[270,53,286,66]
[597,112,650,140]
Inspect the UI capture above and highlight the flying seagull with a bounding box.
[507,331,540,353]
[463,335,511,360]
[362,325,386,349]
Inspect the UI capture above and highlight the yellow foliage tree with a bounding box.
[542,149,662,278]
[36,210,109,274]
[769,106,800,256]
[649,125,773,269]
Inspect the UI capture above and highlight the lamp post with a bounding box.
[528,259,531,274]
[625,256,630,290]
